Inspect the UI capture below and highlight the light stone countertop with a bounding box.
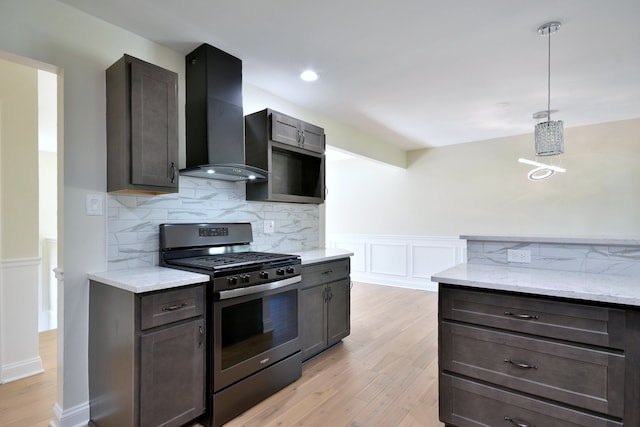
[291,248,353,265]
[88,267,209,293]
[462,234,640,246]
[89,248,353,293]
[432,263,640,307]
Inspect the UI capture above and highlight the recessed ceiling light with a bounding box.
[300,70,318,82]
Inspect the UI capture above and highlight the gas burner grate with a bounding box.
[170,251,296,271]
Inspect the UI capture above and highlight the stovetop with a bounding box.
[159,223,301,292]
[166,251,299,271]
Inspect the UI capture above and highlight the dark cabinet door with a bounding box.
[107,55,179,194]
[270,110,325,155]
[300,259,351,361]
[130,59,178,188]
[327,279,350,346]
[271,111,300,147]
[301,284,327,361]
[299,121,324,154]
[140,318,205,427]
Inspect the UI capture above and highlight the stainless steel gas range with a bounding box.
[159,222,302,427]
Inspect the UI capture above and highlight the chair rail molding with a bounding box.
[327,234,466,291]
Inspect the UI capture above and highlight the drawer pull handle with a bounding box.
[321,270,333,275]
[162,302,187,312]
[504,416,534,427]
[170,162,177,184]
[504,311,539,320]
[504,358,537,369]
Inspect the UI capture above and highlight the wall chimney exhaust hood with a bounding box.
[181,43,267,182]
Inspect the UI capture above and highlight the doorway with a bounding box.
[0,53,60,385]
[37,69,58,331]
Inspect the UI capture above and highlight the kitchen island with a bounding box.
[433,235,640,427]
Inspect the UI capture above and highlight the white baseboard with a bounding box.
[328,234,466,291]
[0,355,43,384]
[50,401,90,427]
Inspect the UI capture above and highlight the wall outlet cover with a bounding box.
[507,249,531,263]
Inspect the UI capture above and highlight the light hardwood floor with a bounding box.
[226,282,444,427]
[0,282,443,427]
[0,329,57,427]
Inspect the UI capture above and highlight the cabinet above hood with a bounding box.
[181,43,267,181]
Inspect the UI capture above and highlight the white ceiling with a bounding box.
[60,0,640,150]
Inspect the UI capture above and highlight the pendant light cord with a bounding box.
[547,27,552,121]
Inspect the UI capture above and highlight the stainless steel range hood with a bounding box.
[181,43,267,182]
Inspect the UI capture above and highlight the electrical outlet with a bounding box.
[264,220,275,234]
[507,249,531,263]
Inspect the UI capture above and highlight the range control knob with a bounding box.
[241,274,251,283]
[276,268,285,276]
[227,276,238,285]
[259,271,269,279]
[286,266,295,274]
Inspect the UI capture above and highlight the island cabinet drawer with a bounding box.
[302,258,350,289]
[439,285,626,348]
[440,321,625,417]
[440,373,623,427]
[140,285,205,330]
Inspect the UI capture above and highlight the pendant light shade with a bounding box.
[534,22,564,157]
[535,119,564,156]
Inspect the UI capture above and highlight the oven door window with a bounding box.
[220,288,298,370]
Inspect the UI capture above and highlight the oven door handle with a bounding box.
[218,275,301,300]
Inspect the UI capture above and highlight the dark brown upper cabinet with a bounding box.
[270,110,325,155]
[245,109,325,204]
[106,55,179,194]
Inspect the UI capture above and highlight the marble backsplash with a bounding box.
[467,239,640,277]
[107,176,320,270]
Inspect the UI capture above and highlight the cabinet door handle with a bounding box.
[161,302,187,312]
[504,358,537,369]
[170,162,177,183]
[504,416,534,427]
[327,286,333,302]
[323,288,328,302]
[198,325,204,348]
[504,311,539,320]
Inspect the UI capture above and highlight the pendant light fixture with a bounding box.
[534,21,564,156]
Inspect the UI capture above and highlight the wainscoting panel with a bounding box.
[328,234,466,291]
[0,257,43,383]
[412,245,460,279]
[370,243,407,276]
[334,241,366,273]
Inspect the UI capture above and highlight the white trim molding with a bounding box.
[0,257,43,383]
[0,355,44,384]
[327,234,466,291]
[50,401,90,427]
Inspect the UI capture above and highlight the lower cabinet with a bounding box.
[139,320,205,427]
[301,258,351,361]
[89,282,206,427]
[438,283,640,427]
